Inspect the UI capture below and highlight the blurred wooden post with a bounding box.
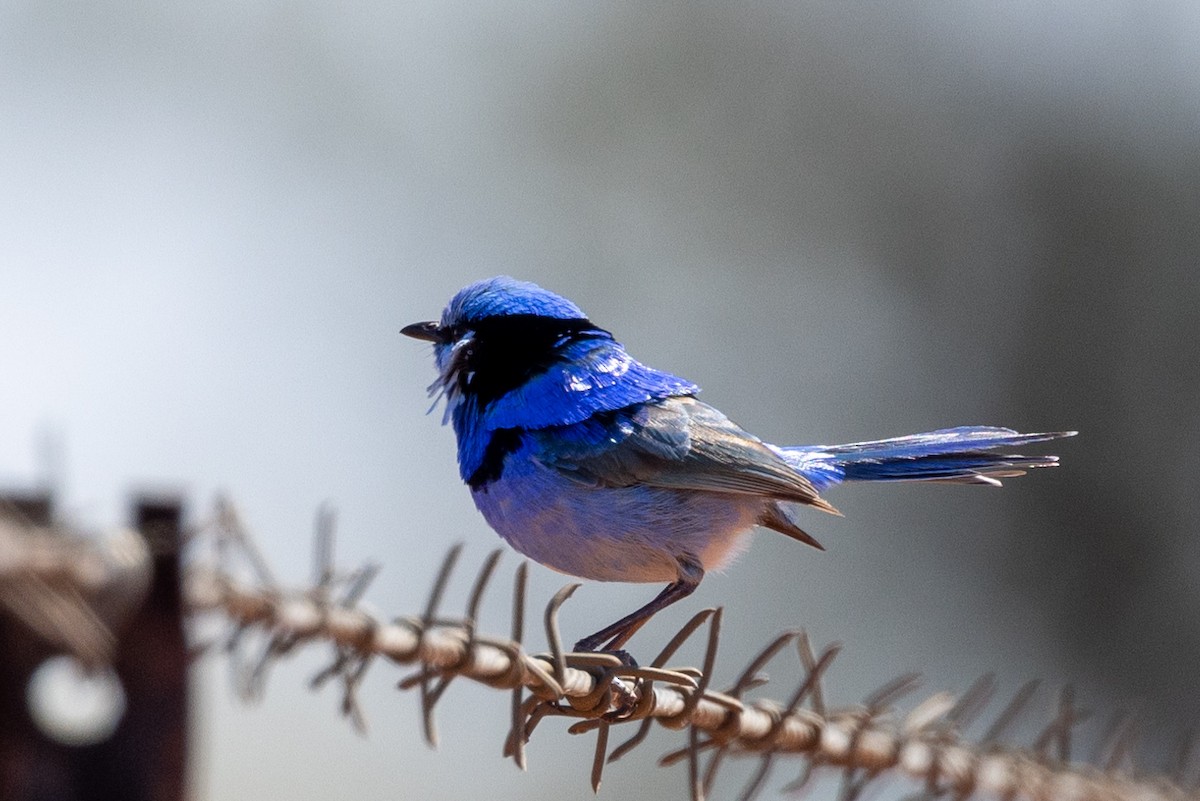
[0,491,59,798]
[0,492,189,801]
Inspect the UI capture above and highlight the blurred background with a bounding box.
[1,2,1198,798]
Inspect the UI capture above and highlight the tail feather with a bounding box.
[776,426,1076,492]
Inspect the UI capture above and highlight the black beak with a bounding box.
[401,321,441,342]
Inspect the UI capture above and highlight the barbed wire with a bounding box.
[3,496,1199,801]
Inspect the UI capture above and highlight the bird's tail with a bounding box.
[775,426,1076,492]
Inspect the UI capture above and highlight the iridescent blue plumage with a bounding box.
[423,277,698,484]
[403,276,1075,654]
[442,275,589,323]
[777,426,1073,492]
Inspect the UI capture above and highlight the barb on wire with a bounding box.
[13,496,1197,800]
[178,502,1200,801]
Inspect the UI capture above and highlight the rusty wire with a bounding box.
[4,498,1200,800]
[184,499,1200,801]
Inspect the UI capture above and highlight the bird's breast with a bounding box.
[470,455,762,583]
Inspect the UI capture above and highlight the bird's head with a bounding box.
[402,276,611,419]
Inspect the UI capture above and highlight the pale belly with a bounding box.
[470,461,764,583]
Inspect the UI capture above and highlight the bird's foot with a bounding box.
[567,643,643,718]
[599,648,638,669]
[571,639,639,669]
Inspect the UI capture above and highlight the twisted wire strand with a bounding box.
[186,502,1199,801]
[188,563,1200,801]
[3,500,1199,801]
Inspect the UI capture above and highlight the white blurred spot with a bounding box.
[26,656,126,746]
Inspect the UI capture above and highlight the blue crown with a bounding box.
[442,276,588,325]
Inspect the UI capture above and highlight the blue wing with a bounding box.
[482,338,699,430]
[450,338,699,484]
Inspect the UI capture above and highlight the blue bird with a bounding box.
[403,277,1074,654]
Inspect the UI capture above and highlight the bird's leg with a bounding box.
[573,555,704,654]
